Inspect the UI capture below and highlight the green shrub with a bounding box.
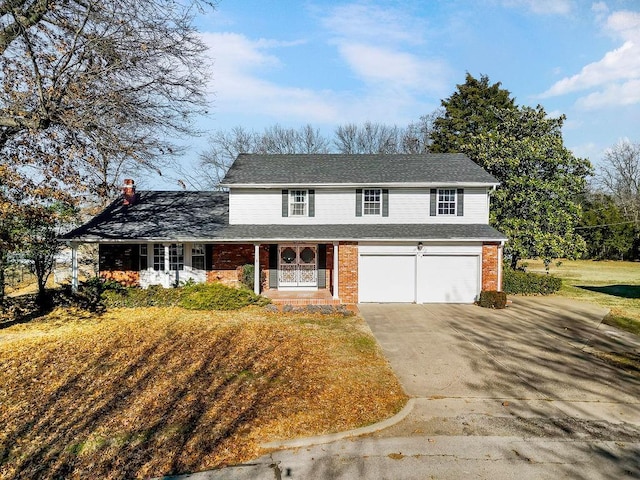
[478,290,507,309]
[503,268,562,295]
[97,281,270,310]
[240,264,254,290]
[74,276,125,311]
[179,283,270,310]
[101,285,182,308]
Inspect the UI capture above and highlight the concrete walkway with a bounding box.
[163,297,640,479]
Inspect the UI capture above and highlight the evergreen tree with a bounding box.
[432,73,591,268]
[430,73,516,153]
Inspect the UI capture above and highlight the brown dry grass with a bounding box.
[0,307,407,479]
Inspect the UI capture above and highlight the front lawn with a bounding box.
[0,306,406,479]
[523,259,640,335]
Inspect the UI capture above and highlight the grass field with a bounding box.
[0,306,407,479]
[523,259,640,335]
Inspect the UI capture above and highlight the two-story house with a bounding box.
[62,153,507,303]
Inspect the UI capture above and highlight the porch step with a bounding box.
[268,298,342,306]
[262,289,341,306]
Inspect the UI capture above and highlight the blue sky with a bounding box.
[165,0,640,188]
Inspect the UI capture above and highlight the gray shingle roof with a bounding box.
[61,191,230,242]
[62,191,507,243]
[220,153,499,186]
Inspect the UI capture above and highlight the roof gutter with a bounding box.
[64,236,508,244]
[220,181,500,189]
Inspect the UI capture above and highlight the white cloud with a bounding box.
[500,0,574,15]
[320,3,451,95]
[199,31,436,127]
[576,79,640,109]
[320,3,425,45]
[541,9,640,109]
[542,41,640,96]
[338,43,449,91]
[201,32,339,123]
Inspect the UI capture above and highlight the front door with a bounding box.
[278,244,318,287]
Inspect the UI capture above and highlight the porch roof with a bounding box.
[61,190,506,243]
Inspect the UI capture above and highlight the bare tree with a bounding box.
[194,110,444,189]
[402,109,443,153]
[192,124,330,188]
[334,122,402,154]
[599,140,640,225]
[0,0,213,300]
[0,0,212,203]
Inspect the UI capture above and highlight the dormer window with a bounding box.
[289,190,307,216]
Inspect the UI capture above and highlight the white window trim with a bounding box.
[152,243,165,271]
[191,244,206,271]
[289,189,308,217]
[363,188,382,216]
[169,244,184,271]
[437,188,457,216]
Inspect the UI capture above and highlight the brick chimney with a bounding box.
[122,179,137,205]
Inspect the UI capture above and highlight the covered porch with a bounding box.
[69,240,348,303]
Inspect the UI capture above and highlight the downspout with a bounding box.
[498,240,505,292]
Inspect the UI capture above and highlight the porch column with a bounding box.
[253,243,260,295]
[333,242,339,299]
[71,242,79,293]
[164,243,170,273]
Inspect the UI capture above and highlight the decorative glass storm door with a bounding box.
[278,244,318,287]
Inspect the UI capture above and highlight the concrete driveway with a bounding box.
[165,297,640,480]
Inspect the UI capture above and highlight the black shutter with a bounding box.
[382,189,389,217]
[308,189,315,217]
[205,244,213,271]
[268,244,278,288]
[430,189,437,216]
[282,189,289,217]
[317,244,326,288]
[457,188,464,216]
[355,188,362,217]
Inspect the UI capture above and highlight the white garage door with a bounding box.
[358,254,415,303]
[418,255,479,303]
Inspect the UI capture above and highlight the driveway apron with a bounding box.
[359,298,640,422]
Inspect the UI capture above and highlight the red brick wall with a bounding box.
[207,244,255,286]
[100,270,140,287]
[99,244,140,287]
[338,242,358,303]
[482,243,500,291]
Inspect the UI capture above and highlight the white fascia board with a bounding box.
[221,182,499,189]
[76,236,507,244]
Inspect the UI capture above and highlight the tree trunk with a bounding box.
[0,250,6,304]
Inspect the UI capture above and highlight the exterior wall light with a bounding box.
[417,242,423,251]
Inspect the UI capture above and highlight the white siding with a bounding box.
[229,187,490,224]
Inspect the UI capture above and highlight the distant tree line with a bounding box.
[580,140,640,261]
